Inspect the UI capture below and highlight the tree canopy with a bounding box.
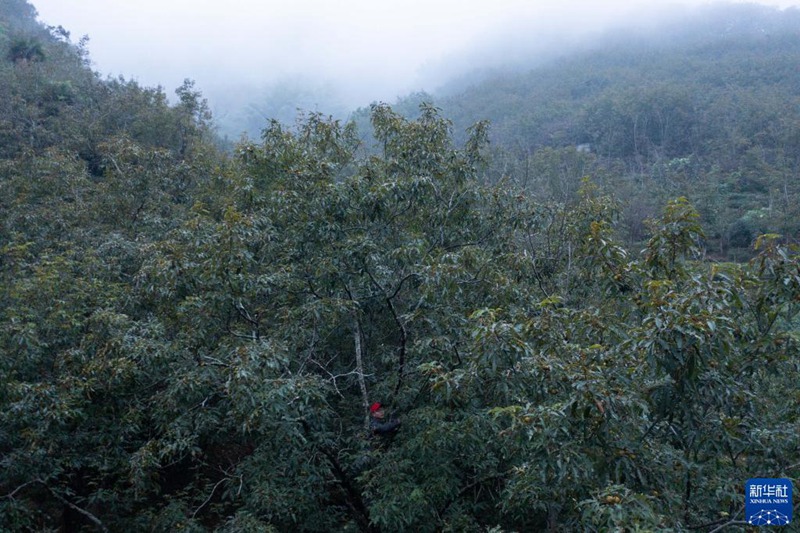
[1,2,798,531]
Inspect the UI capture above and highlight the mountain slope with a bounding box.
[423,4,800,256]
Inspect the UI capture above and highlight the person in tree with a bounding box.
[369,402,400,436]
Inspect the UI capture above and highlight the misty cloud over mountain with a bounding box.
[32,0,800,137]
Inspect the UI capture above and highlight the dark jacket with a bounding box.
[370,417,400,436]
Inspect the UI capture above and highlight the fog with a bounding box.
[32,0,800,137]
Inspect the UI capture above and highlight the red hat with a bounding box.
[369,402,382,413]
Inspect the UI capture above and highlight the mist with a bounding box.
[32,0,800,138]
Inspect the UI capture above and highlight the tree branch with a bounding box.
[353,313,370,428]
[688,507,745,532]
[38,480,109,533]
[389,272,418,300]
[343,282,370,429]
[192,477,227,518]
[708,520,750,533]
[309,357,374,398]
[299,420,376,533]
[1,480,36,499]
[363,268,408,396]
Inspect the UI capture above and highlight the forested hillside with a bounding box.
[357,4,800,259]
[1,1,798,531]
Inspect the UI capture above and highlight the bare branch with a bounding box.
[235,300,259,327]
[1,480,36,499]
[343,282,370,429]
[353,313,370,429]
[310,357,375,398]
[225,326,261,341]
[38,480,108,533]
[708,520,750,533]
[363,268,408,396]
[389,272,419,301]
[192,478,227,519]
[200,355,229,367]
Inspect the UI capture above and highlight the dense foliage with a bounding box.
[1,2,798,531]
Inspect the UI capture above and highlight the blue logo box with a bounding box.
[745,478,793,526]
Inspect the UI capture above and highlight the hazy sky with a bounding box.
[30,0,800,130]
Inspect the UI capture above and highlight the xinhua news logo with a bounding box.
[745,478,793,527]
